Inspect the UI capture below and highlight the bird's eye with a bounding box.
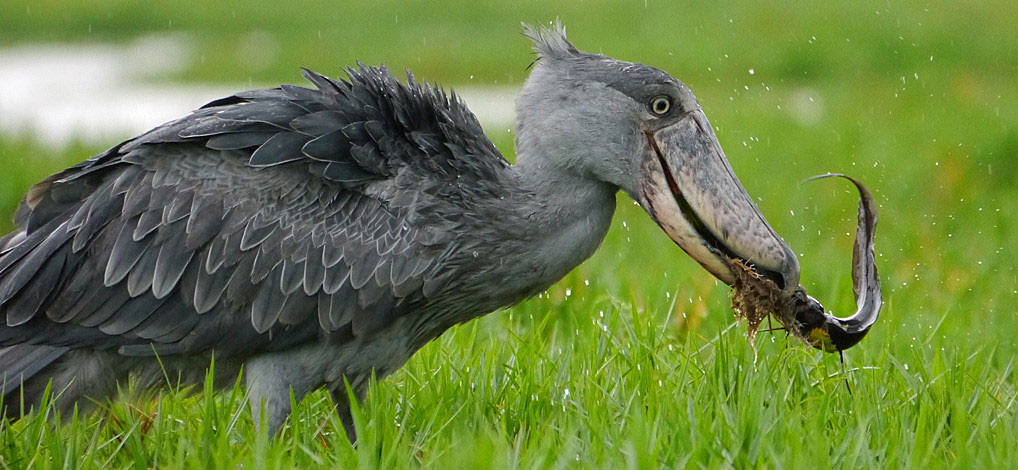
[650,96,672,115]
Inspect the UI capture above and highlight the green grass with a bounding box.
[2,1,1017,468]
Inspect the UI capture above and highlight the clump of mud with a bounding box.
[728,259,824,346]
[729,259,790,343]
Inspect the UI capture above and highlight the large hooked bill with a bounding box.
[635,106,880,352]
[730,174,882,352]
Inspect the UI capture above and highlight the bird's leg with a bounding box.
[248,395,290,436]
[244,357,310,436]
[329,386,357,444]
[246,382,292,436]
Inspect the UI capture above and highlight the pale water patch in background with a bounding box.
[0,34,518,149]
[787,87,824,126]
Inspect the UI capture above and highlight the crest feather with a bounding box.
[521,20,579,60]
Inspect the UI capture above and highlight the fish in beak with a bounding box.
[636,108,882,352]
[778,174,881,352]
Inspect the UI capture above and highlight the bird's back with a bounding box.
[0,64,513,416]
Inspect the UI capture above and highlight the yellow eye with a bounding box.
[651,96,671,115]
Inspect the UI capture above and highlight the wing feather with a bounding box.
[105,215,154,286]
[76,287,131,328]
[0,222,72,311]
[302,243,326,295]
[151,225,195,299]
[279,258,305,295]
[205,131,277,151]
[184,196,225,251]
[0,62,509,358]
[4,245,70,325]
[130,295,197,340]
[193,251,232,314]
[98,293,168,335]
[126,245,159,297]
[277,291,317,326]
[250,280,286,334]
[133,209,162,241]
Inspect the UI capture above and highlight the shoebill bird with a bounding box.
[0,24,878,441]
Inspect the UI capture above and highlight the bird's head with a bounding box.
[515,23,880,352]
[516,23,798,291]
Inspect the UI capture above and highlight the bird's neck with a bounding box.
[488,153,618,297]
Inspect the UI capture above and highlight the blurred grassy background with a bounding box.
[1,1,1016,467]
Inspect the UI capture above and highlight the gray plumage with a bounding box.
[0,23,803,442]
